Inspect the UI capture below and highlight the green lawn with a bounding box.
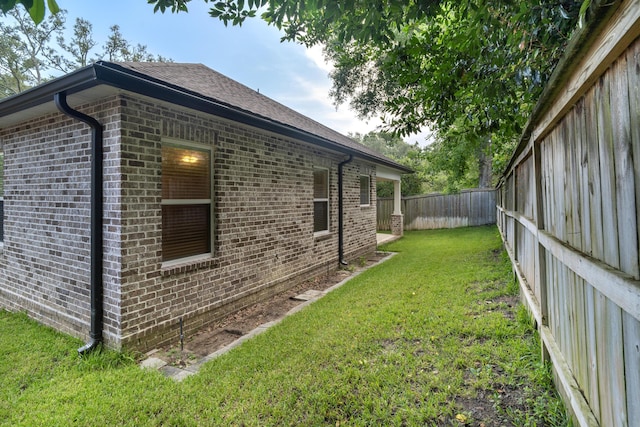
[0,227,568,426]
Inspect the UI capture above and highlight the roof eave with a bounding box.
[94,62,413,173]
[0,65,99,118]
[0,62,412,173]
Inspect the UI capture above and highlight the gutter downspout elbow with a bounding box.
[338,155,354,266]
[54,92,104,356]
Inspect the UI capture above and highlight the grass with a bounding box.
[0,226,569,426]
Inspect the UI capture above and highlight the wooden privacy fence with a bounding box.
[497,1,640,425]
[377,189,496,230]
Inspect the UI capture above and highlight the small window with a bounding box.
[161,143,212,263]
[360,175,370,206]
[313,168,329,234]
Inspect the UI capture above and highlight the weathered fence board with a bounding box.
[585,89,604,262]
[625,41,640,427]
[496,1,640,424]
[584,285,600,421]
[623,312,640,425]
[613,55,640,279]
[377,189,495,231]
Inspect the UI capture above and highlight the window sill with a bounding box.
[314,231,333,241]
[161,254,217,276]
[360,204,372,209]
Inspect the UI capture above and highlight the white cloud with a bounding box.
[304,45,334,73]
[262,45,382,137]
[405,127,436,147]
[302,43,435,147]
[276,71,383,137]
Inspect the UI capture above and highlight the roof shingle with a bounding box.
[114,62,405,170]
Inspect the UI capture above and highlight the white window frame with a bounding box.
[360,175,371,207]
[313,167,330,236]
[161,138,214,267]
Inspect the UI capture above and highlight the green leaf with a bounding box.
[28,0,45,24]
[46,0,58,14]
[0,0,18,13]
[578,0,591,28]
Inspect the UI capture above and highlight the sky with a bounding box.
[41,0,431,146]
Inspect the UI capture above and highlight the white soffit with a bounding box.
[376,165,403,181]
[0,85,118,128]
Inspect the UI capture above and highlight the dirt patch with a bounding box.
[490,295,519,320]
[453,385,523,427]
[150,252,390,368]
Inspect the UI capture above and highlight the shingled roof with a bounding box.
[0,61,410,173]
[113,62,408,171]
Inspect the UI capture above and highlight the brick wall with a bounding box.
[0,92,378,351]
[0,96,123,343]
[117,94,377,351]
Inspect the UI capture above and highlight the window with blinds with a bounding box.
[313,168,329,234]
[161,143,212,262]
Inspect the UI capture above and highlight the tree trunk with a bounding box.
[478,136,493,188]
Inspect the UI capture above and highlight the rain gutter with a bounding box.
[0,62,411,173]
[54,91,104,355]
[338,155,354,265]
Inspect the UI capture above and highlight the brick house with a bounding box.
[0,62,409,352]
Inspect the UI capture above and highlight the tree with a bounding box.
[423,117,496,192]
[0,27,27,95]
[102,25,170,62]
[323,1,582,187]
[57,18,97,69]
[0,0,59,24]
[148,0,441,43]
[0,6,65,93]
[0,9,171,98]
[148,0,586,188]
[102,25,133,61]
[3,0,587,187]
[352,132,429,197]
[351,131,413,160]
